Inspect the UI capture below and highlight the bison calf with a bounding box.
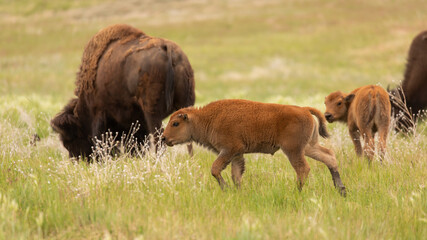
[162,99,346,196]
[324,85,391,161]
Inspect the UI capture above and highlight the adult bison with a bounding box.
[51,24,195,159]
[389,30,427,131]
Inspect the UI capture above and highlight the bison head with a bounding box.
[324,91,355,123]
[162,110,192,146]
[51,98,92,158]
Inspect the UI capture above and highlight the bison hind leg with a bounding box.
[349,126,363,157]
[141,111,164,151]
[304,144,346,196]
[360,130,375,162]
[377,126,389,162]
[282,148,310,191]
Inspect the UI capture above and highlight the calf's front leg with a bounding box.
[187,143,194,157]
[231,155,245,188]
[211,151,234,189]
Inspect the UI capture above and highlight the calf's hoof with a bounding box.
[217,182,229,191]
[338,186,347,197]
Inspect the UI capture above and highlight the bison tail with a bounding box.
[305,107,330,138]
[165,44,175,113]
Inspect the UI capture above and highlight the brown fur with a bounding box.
[162,99,346,196]
[324,85,391,161]
[75,24,144,96]
[51,24,195,159]
[389,30,427,130]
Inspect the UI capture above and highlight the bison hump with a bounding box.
[74,24,145,96]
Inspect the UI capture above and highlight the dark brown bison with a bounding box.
[389,30,427,131]
[51,24,195,159]
[162,99,346,196]
[324,85,391,161]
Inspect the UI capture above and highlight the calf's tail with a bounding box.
[367,95,377,125]
[304,107,330,138]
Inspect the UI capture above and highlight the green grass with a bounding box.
[1,0,427,239]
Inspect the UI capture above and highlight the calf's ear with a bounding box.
[178,113,188,121]
[345,94,355,103]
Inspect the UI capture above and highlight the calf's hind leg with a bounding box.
[282,148,311,190]
[361,130,375,162]
[349,126,363,157]
[305,144,346,197]
[377,126,389,162]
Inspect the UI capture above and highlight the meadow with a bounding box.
[0,0,426,239]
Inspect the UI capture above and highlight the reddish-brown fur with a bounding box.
[162,99,346,196]
[51,24,195,159]
[324,85,391,161]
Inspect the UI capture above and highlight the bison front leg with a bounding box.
[211,151,234,190]
[231,155,245,188]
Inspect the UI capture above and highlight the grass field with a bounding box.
[1,0,426,239]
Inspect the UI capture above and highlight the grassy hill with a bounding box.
[0,0,426,239]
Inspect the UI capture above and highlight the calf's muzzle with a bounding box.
[324,112,333,122]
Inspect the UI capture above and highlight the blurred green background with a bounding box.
[2,0,425,103]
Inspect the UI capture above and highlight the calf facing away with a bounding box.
[324,85,391,161]
[162,99,346,196]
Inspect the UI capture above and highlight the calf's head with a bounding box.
[51,99,92,158]
[162,110,192,146]
[324,91,355,123]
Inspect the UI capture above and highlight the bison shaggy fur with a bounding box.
[51,24,195,159]
[389,30,427,131]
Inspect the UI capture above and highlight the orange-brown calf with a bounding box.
[324,85,391,161]
[162,99,346,196]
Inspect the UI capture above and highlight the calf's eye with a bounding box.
[172,122,179,127]
[337,102,342,106]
